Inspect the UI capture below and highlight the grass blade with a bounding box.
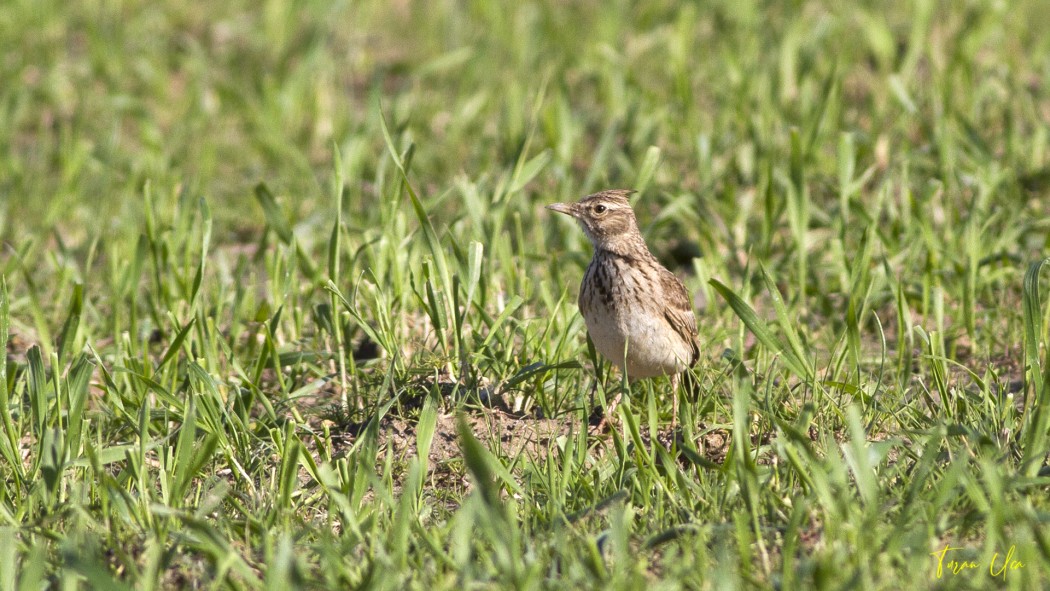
[1021,257,1050,475]
[55,283,83,364]
[254,183,294,245]
[710,278,813,381]
[509,149,550,194]
[378,104,452,296]
[758,264,814,381]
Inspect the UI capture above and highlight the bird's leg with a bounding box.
[589,380,597,422]
[670,373,680,431]
[607,391,622,422]
[592,391,623,433]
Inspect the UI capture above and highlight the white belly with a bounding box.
[583,305,692,379]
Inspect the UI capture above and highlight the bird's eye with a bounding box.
[594,204,607,214]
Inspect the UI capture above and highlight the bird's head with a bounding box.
[547,189,642,253]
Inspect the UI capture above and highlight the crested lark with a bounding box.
[547,189,700,429]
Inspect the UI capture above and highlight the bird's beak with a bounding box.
[546,203,577,218]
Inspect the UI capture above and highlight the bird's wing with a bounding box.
[659,268,701,366]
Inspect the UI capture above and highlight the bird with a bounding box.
[547,189,700,430]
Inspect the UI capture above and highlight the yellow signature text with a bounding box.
[930,544,1025,580]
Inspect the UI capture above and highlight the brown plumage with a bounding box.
[547,189,700,429]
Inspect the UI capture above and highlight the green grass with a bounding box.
[2,0,1050,588]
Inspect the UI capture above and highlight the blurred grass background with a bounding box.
[2,0,1050,588]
